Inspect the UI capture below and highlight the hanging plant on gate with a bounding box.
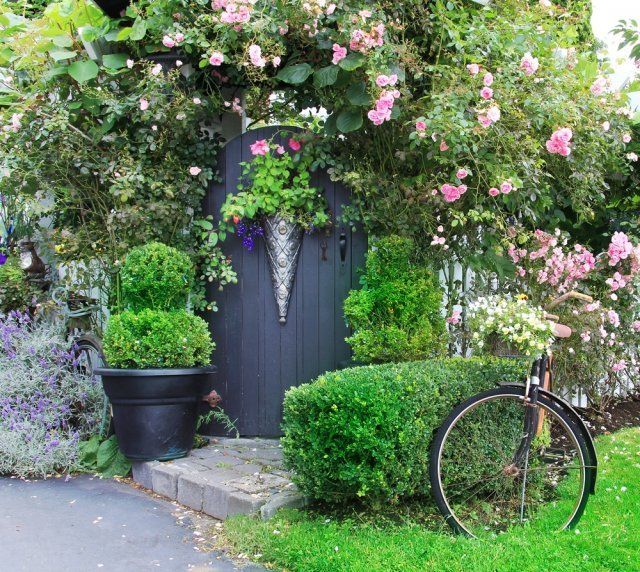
[220,132,332,323]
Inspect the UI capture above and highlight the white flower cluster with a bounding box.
[468,295,555,356]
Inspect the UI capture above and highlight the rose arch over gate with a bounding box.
[203,126,367,436]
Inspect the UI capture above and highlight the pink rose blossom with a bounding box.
[467,63,480,76]
[276,145,285,155]
[273,56,281,67]
[520,52,539,76]
[488,187,500,197]
[431,235,446,246]
[250,139,270,156]
[480,87,493,100]
[439,140,449,151]
[175,33,184,43]
[590,77,607,96]
[486,105,501,123]
[162,35,175,48]
[607,232,633,266]
[326,3,336,15]
[627,152,638,162]
[546,127,572,156]
[193,97,201,105]
[332,44,347,65]
[151,64,163,75]
[209,51,224,66]
[478,115,492,128]
[612,360,627,373]
[376,74,397,87]
[602,121,610,131]
[415,120,427,132]
[456,168,468,180]
[483,72,494,86]
[446,309,462,325]
[248,44,266,67]
[288,138,301,151]
[189,166,202,176]
[622,133,632,143]
[139,98,149,111]
[632,320,640,332]
[500,181,513,194]
[440,183,463,202]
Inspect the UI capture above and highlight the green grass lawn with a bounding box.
[223,428,640,572]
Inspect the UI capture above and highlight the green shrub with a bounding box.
[103,309,214,368]
[0,257,37,314]
[120,242,193,312]
[344,236,446,363]
[281,357,527,504]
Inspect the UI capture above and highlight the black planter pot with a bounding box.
[95,366,216,461]
[92,0,130,18]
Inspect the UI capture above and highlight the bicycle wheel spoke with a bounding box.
[434,392,588,537]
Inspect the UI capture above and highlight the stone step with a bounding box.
[131,438,306,521]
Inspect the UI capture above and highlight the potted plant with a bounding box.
[95,242,216,461]
[220,133,331,323]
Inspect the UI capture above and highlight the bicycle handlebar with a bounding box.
[545,290,593,311]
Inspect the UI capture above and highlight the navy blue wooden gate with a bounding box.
[203,127,367,436]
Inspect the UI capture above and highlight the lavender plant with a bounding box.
[0,312,105,477]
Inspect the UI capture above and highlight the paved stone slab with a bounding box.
[132,437,304,520]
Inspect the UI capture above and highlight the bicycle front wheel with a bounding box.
[430,386,591,537]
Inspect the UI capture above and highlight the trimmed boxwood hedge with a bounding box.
[281,357,528,505]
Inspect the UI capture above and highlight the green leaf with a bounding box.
[52,35,73,47]
[277,63,313,85]
[68,59,99,83]
[96,436,131,478]
[313,65,339,89]
[130,18,147,41]
[116,27,132,41]
[77,435,101,469]
[336,108,363,133]
[338,53,365,71]
[346,82,371,106]
[102,53,129,69]
[49,49,77,61]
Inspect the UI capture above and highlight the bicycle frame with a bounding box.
[501,355,598,495]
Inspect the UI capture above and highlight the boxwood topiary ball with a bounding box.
[120,242,193,312]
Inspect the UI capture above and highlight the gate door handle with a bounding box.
[339,232,347,264]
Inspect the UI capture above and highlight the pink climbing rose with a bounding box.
[209,51,224,66]
[189,166,202,176]
[480,87,493,100]
[446,309,462,325]
[546,127,572,156]
[483,72,494,86]
[439,140,449,151]
[467,63,480,75]
[248,44,266,67]
[488,187,500,197]
[332,44,347,65]
[520,52,539,76]
[500,181,513,194]
[139,98,149,111]
[456,168,468,180]
[162,35,175,48]
[250,139,270,156]
[590,77,607,96]
[288,138,301,151]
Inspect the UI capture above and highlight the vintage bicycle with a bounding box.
[429,291,598,537]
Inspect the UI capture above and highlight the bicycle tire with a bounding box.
[429,386,593,537]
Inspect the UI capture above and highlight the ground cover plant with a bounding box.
[225,427,640,572]
[0,312,105,477]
